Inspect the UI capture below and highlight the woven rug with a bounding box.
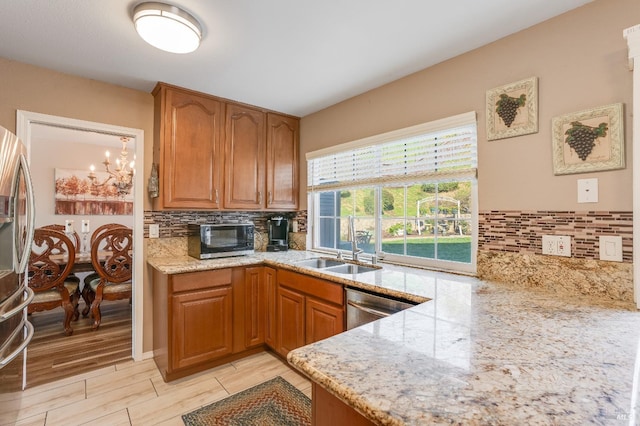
[182,376,311,426]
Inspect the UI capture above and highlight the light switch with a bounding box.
[599,235,622,262]
[577,178,598,203]
[149,224,160,238]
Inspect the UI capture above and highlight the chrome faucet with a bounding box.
[347,215,363,261]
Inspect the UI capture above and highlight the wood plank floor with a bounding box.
[26,299,133,388]
[1,351,311,425]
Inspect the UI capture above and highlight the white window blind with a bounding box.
[307,112,477,191]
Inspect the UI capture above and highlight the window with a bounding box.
[307,112,477,274]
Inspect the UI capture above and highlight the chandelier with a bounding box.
[89,137,135,196]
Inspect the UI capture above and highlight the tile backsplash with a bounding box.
[479,210,632,262]
[144,210,308,239]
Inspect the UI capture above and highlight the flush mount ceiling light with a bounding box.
[133,2,202,54]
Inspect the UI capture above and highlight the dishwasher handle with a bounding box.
[347,300,394,318]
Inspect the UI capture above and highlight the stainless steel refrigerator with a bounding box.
[0,125,36,401]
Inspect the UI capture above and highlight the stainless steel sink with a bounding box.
[295,258,346,269]
[324,263,380,274]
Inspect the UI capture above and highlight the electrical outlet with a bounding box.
[542,235,557,255]
[556,236,571,257]
[542,235,571,257]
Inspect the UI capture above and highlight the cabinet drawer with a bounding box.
[171,268,233,293]
[278,269,343,305]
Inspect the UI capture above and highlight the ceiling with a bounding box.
[0,0,593,117]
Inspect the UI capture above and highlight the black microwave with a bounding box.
[188,223,255,259]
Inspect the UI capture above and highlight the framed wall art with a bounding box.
[486,77,538,141]
[551,103,624,175]
[54,168,133,215]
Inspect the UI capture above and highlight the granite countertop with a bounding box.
[148,248,640,425]
[147,249,435,304]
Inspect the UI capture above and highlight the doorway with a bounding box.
[16,111,144,372]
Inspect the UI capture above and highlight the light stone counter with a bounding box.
[147,250,434,304]
[148,248,640,425]
[288,276,640,425]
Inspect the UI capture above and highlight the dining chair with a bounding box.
[85,226,133,330]
[41,224,85,301]
[28,228,80,336]
[81,223,128,317]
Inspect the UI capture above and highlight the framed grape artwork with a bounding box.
[486,77,538,141]
[551,103,624,175]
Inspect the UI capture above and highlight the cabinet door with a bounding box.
[264,267,277,349]
[276,286,305,357]
[160,87,223,209]
[224,104,265,209]
[244,267,265,348]
[306,297,345,345]
[266,113,299,210]
[171,286,233,370]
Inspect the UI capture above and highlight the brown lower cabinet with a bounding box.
[171,284,233,370]
[264,267,277,348]
[313,383,376,426]
[154,267,260,381]
[153,265,345,382]
[276,269,345,358]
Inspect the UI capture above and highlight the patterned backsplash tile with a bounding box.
[479,210,632,262]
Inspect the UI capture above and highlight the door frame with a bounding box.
[16,110,144,361]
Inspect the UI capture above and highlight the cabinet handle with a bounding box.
[347,300,393,318]
[258,191,263,204]
[215,189,219,204]
[268,191,272,205]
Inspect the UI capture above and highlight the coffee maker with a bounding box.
[267,216,289,252]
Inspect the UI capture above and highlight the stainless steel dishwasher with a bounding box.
[346,288,417,329]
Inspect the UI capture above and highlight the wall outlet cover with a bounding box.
[542,235,571,257]
[556,235,571,257]
[542,235,556,255]
[577,178,598,203]
[149,224,160,238]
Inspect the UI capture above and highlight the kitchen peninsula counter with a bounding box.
[148,250,640,425]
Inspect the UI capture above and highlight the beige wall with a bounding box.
[30,137,134,230]
[0,57,155,211]
[0,58,156,352]
[299,0,637,212]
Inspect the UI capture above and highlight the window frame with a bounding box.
[306,112,478,275]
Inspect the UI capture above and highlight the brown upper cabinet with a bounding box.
[224,104,265,209]
[153,83,224,209]
[153,83,299,211]
[266,113,299,210]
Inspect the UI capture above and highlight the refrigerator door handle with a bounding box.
[15,154,36,275]
[0,320,34,368]
[0,287,34,322]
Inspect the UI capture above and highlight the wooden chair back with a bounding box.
[28,228,76,293]
[41,224,81,252]
[90,223,128,246]
[91,226,133,285]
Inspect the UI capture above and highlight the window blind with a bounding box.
[307,114,477,192]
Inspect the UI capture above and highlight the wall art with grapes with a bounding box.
[486,76,538,141]
[551,103,624,175]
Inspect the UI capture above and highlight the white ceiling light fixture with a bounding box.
[133,2,202,54]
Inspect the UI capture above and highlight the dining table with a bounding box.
[49,251,110,274]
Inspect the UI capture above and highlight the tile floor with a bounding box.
[1,351,311,426]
